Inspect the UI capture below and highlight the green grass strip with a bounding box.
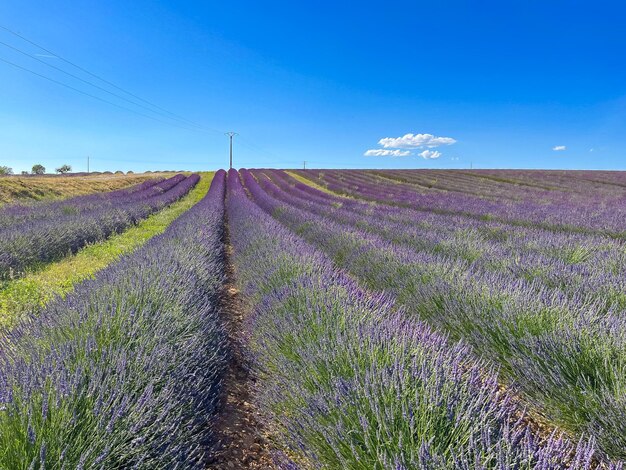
[0,172,214,327]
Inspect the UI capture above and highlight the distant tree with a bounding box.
[0,166,13,175]
[21,170,29,175]
[114,170,124,174]
[32,164,46,175]
[55,164,72,174]
[126,170,134,175]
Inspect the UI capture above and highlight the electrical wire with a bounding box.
[0,55,211,134]
[0,39,221,133]
[0,24,220,134]
[0,24,293,167]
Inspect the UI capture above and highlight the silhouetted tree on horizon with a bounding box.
[32,164,46,175]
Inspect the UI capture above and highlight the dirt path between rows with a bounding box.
[206,219,276,469]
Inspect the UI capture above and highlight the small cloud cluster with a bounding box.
[553,145,566,151]
[364,132,456,159]
[364,149,411,157]
[419,150,441,159]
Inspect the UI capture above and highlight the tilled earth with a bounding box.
[207,242,276,470]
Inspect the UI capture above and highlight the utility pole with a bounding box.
[87,156,90,174]
[303,161,306,170]
[225,132,238,170]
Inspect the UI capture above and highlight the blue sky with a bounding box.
[1,1,625,172]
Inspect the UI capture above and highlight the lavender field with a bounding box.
[0,173,199,280]
[1,169,626,469]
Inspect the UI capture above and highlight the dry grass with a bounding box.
[0,172,172,204]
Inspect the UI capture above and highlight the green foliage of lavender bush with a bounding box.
[0,171,228,468]
[245,168,626,462]
[227,169,605,469]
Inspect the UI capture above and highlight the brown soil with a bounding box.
[207,237,276,469]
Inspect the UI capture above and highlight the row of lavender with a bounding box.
[0,174,199,280]
[295,169,626,236]
[370,169,626,201]
[262,170,626,311]
[0,171,228,468]
[246,169,626,462]
[358,169,626,205]
[227,168,617,469]
[472,169,626,193]
[0,176,166,229]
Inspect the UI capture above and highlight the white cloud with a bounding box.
[364,149,411,157]
[379,133,457,149]
[553,145,566,151]
[419,150,442,159]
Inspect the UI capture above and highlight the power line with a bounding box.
[238,134,282,159]
[0,24,222,135]
[0,55,212,134]
[0,39,219,133]
[0,25,298,168]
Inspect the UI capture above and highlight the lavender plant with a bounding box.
[294,169,626,237]
[244,168,626,461]
[0,176,166,229]
[0,171,228,468]
[226,169,613,469]
[0,174,199,280]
